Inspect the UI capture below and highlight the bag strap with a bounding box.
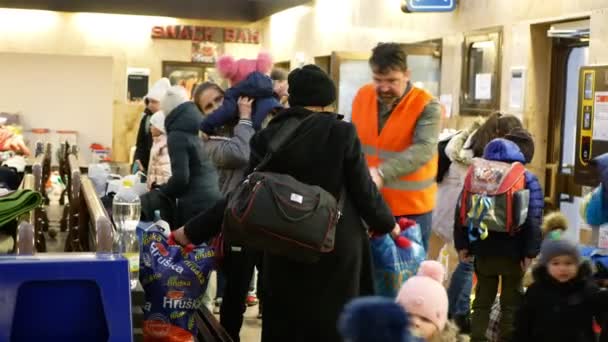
[255,112,347,215]
[254,115,312,172]
[337,187,346,215]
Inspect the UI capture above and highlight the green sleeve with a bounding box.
[378,100,441,183]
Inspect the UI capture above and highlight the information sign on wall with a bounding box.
[402,0,457,13]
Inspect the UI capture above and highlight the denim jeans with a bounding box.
[399,211,433,252]
[447,259,474,316]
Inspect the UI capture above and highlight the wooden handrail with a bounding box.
[20,173,44,253]
[32,156,43,194]
[64,152,82,252]
[16,221,35,255]
[21,174,36,225]
[68,154,81,201]
[80,176,114,252]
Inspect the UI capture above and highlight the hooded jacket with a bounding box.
[454,139,543,259]
[200,72,283,134]
[585,153,608,226]
[514,262,608,342]
[146,134,171,189]
[160,101,221,227]
[134,108,154,170]
[432,119,483,242]
[204,119,254,194]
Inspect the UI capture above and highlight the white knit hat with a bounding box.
[149,111,166,133]
[160,86,189,115]
[145,78,171,102]
[161,86,189,115]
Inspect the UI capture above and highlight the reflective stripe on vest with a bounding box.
[352,84,438,216]
[362,144,436,191]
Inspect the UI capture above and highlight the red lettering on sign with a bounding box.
[596,95,608,102]
[250,29,260,44]
[204,27,214,42]
[237,29,248,43]
[151,25,259,44]
[166,25,178,39]
[224,28,236,43]
[180,25,192,40]
[193,26,204,41]
[151,26,165,39]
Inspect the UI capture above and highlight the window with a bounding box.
[460,28,503,115]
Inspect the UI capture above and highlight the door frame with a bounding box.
[545,38,588,209]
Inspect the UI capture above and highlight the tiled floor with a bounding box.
[206,271,263,341]
[238,306,263,341]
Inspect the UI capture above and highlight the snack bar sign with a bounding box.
[152,25,260,44]
[402,0,457,12]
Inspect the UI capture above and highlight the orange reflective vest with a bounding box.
[352,84,437,216]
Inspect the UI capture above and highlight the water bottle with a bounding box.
[113,179,142,289]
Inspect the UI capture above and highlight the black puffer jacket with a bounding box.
[159,101,221,227]
[133,108,154,170]
[514,262,608,342]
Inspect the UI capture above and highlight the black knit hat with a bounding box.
[505,127,535,163]
[288,65,336,107]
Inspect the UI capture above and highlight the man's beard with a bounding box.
[378,92,399,105]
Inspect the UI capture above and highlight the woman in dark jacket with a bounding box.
[194,82,266,340]
[174,65,399,342]
[158,85,222,227]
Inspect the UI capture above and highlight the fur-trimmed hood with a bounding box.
[444,117,485,165]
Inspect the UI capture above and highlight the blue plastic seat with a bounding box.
[0,253,132,342]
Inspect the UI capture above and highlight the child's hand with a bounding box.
[135,160,145,173]
[238,97,254,120]
[390,223,401,239]
[521,257,533,271]
[172,227,192,246]
[459,249,472,263]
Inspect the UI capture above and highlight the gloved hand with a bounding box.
[393,217,418,249]
[370,218,417,249]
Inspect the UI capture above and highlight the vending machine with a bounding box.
[574,65,608,186]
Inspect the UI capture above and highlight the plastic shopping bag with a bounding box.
[140,223,215,341]
[370,218,426,297]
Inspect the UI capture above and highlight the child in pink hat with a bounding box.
[199,52,283,134]
[396,261,462,342]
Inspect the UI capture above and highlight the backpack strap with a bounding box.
[460,166,474,227]
[496,162,527,193]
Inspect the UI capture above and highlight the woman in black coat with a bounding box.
[158,85,222,227]
[174,65,398,341]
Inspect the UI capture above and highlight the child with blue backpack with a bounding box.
[454,137,543,342]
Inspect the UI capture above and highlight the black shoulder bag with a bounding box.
[223,114,345,263]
